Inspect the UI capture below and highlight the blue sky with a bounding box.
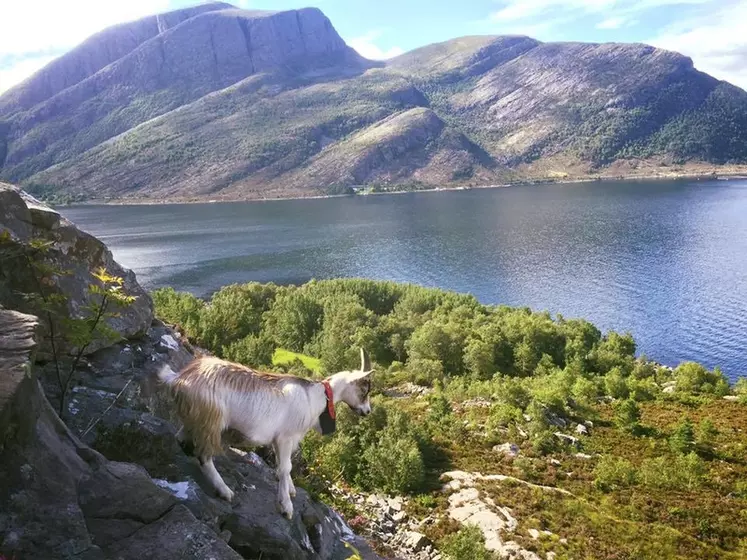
[1,0,746,93]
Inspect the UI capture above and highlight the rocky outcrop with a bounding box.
[0,183,152,356]
[0,186,380,559]
[0,307,241,559]
[440,471,569,560]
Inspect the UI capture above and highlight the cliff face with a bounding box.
[0,4,370,182]
[0,3,235,117]
[0,186,380,560]
[1,4,747,201]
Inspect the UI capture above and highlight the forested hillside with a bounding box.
[153,279,747,560]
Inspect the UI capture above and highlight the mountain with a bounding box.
[1,5,747,201]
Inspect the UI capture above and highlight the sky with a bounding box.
[1,0,746,94]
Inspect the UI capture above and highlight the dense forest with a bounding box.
[153,279,747,559]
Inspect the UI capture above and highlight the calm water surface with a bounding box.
[62,180,747,380]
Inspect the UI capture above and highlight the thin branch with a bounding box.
[80,376,134,438]
[21,251,64,399]
[60,292,109,417]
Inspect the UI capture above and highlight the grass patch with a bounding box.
[272,348,322,373]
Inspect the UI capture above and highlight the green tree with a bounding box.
[615,398,641,434]
[263,289,323,352]
[674,362,730,396]
[695,418,718,452]
[669,417,695,455]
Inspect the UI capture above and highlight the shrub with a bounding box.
[198,282,277,350]
[531,430,559,456]
[427,383,454,427]
[222,333,275,367]
[735,378,747,404]
[673,362,730,396]
[362,432,424,493]
[604,367,630,399]
[627,377,658,401]
[441,524,492,560]
[488,403,524,428]
[669,417,695,455]
[263,289,323,352]
[695,418,718,451]
[572,376,601,407]
[406,357,445,386]
[151,287,203,335]
[594,456,637,491]
[614,399,641,434]
[308,432,359,483]
[639,453,705,490]
[493,376,531,409]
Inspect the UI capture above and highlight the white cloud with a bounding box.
[490,0,616,22]
[0,55,57,93]
[649,0,747,90]
[596,16,628,29]
[0,0,170,92]
[347,31,404,60]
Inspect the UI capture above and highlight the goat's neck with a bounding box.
[326,375,350,405]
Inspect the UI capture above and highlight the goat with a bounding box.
[158,348,373,519]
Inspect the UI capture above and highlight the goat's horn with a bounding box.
[360,348,371,372]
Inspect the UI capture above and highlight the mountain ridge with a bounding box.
[1,3,746,201]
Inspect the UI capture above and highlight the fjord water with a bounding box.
[62,180,747,380]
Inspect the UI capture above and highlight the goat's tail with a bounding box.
[157,364,181,386]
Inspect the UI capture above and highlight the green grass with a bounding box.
[272,348,321,373]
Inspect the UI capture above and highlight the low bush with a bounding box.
[440,524,493,560]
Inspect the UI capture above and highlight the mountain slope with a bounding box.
[1,4,747,201]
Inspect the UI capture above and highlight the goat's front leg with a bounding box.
[274,439,294,519]
[199,455,234,502]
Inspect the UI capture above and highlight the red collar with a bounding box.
[322,380,336,420]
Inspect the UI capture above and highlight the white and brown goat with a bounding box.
[158,349,373,518]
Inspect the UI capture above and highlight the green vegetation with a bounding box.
[152,278,747,559]
[0,231,136,416]
[272,348,322,373]
[440,524,492,560]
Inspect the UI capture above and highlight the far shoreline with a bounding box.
[51,168,747,207]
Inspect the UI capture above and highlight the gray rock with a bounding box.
[493,442,520,457]
[554,432,579,447]
[400,531,429,552]
[0,185,153,358]
[575,424,589,436]
[104,505,242,560]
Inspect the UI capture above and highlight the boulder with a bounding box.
[493,442,520,457]
[0,184,153,357]
[399,531,429,552]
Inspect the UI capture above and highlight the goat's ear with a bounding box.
[360,347,371,372]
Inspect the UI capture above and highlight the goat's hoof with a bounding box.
[277,500,293,519]
[218,487,235,502]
